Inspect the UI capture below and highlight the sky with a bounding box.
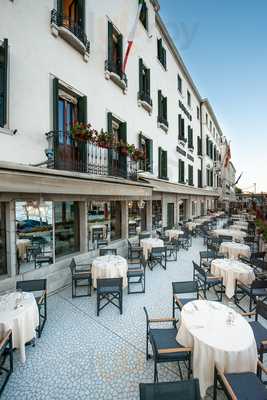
[159,0,267,193]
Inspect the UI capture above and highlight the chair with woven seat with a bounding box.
[213,360,267,400]
[99,248,117,256]
[143,307,192,382]
[127,256,146,294]
[139,379,200,400]
[234,278,267,312]
[16,279,47,337]
[0,330,13,396]
[96,278,123,316]
[69,258,92,298]
[193,261,223,301]
[149,247,167,271]
[172,281,199,325]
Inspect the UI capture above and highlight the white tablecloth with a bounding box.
[230,224,248,231]
[219,242,251,260]
[234,221,248,228]
[92,255,128,288]
[211,258,255,298]
[165,229,184,241]
[212,229,247,242]
[177,300,257,397]
[16,239,31,259]
[140,238,164,260]
[0,291,39,363]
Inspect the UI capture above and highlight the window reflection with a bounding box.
[152,200,162,229]
[128,201,147,236]
[16,201,53,273]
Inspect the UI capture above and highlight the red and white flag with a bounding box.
[122,1,143,73]
[224,143,231,168]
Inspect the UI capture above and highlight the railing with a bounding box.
[51,9,90,53]
[45,131,137,181]
[105,60,128,87]
[138,91,153,107]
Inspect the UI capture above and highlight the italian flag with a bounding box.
[122,1,144,73]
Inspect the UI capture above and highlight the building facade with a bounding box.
[0,0,234,292]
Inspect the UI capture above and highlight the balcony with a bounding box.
[138,91,153,114]
[50,9,90,61]
[45,131,137,181]
[105,60,128,93]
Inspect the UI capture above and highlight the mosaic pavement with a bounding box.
[3,226,243,399]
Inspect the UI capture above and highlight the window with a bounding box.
[206,113,208,125]
[206,169,214,187]
[206,136,209,155]
[158,147,168,179]
[138,58,152,106]
[87,201,121,243]
[158,90,168,128]
[177,74,182,93]
[197,136,202,156]
[197,106,200,120]
[139,0,148,31]
[152,200,162,229]
[0,203,7,275]
[210,121,212,132]
[107,112,127,178]
[178,115,186,141]
[107,21,123,78]
[0,39,8,128]
[128,200,147,236]
[55,201,80,258]
[192,201,196,217]
[188,164,194,186]
[139,133,153,173]
[187,90,191,107]
[188,126,194,149]
[157,38,167,69]
[178,159,185,183]
[198,169,202,188]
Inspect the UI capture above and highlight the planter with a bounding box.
[120,147,129,156]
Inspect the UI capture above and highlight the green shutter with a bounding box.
[119,122,127,177]
[162,150,167,179]
[118,34,123,74]
[57,0,63,13]
[182,161,184,182]
[0,38,8,128]
[206,136,209,155]
[148,139,153,173]
[53,77,59,133]
[139,58,143,94]
[77,96,88,170]
[108,21,113,67]
[157,39,162,60]
[158,147,162,178]
[163,96,167,121]
[181,118,185,138]
[147,68,150,96]
[158,90,162,121]
[178,115,181,138]
[77,0,85,31]
[107,112,113,175]
[191,128,193,147]
[162,47,166,69]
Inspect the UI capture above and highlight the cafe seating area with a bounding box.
[2,210,267,399]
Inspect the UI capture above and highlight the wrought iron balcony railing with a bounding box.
[45,131,137,181]
[51,9,90,53]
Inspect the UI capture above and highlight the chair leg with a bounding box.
[213,367,217,400]
[154,360,158,383]
[120,291,123,315]
[97,294,100,316]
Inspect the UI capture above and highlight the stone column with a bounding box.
[146,200,152,232]
[121,200,128,239]
[79,201,88,253]
[5,200,16,277]
[161,194,167,227]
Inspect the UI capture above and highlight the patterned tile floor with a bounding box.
[3,228,244,399]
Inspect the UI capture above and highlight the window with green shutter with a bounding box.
[107,21,123,78]
[158,147,168,179]
[107,113,127,178]
[139,0,148,31]
[158,91,168,128]
[157,38,167,69]
[206,136,209,155]
[138,58,152,106]
[178,159,185,183]
[188,127,193,149]
[188,164,193,186]
[197,136,202,156]
[139,133,153,173]
[177,74,182,93]
[198,169,202,188]
[178,115,186,141]
[0,39,8,128]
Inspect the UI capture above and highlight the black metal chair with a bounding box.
[69,258,92,298]
[127,256,146,294]
[234,278,267,312]
[213,361,267,400]
[139,379,200,400]
[96,278,123,316]
[16,279,47,337]
[33,247,53,269]
[149,247,167,270]
[143,307,192,383]
[92,227,104,242]
[166,239,179,261]
[218,235,233,242]
[0,330,13,397]
[193,261,223,301]
[97,239,108,249]
[127,239,143,263]
[99,248,117,256]
[172,281,199,325]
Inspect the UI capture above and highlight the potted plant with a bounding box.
[118,140,129,156]
[71,122,90,142]
[131,148,145,161]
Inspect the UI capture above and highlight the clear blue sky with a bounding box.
[160,0,267,192]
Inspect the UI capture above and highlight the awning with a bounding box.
[140,175,219,197]
[0,162,152,200]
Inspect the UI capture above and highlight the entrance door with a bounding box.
[167,203,174,228]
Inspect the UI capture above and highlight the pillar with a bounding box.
[146,200,152,232]
[121,200,128,239]
[79,201,88,253]
[6,200,16,277]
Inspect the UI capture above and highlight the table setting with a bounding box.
[212,228,247,242]
[176,299,258,397]
[91,255,128,288]
[0,290,39,363]
[219,241,251,260]
[165,229,184,241]
[140,237,164,260]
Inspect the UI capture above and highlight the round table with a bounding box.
[177,300,257,397]
[165,229,184,241]
[16,239,31,259]
[92,255,128,288]
[140,238,164,260]
[219,242,251,260]
[0,291,39,363]
[211,258,255,298]
[212,228,247,242]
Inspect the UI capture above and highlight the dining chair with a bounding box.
[127,256,146,294]
[149,247,167,271]
[96,239,108,249]
[139,232,151,245]
[127,239,143,264]
[16,279,47,337]
[139,379,200,400]
[213,361,267,400]
[234,279,267,313]
[96,278,123,316]
[172,280,199,326]
[99,248,117,256]
[0,330,13,396]
[192,261,223,301]
[143,307,192,382]
[69,258,92,298]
